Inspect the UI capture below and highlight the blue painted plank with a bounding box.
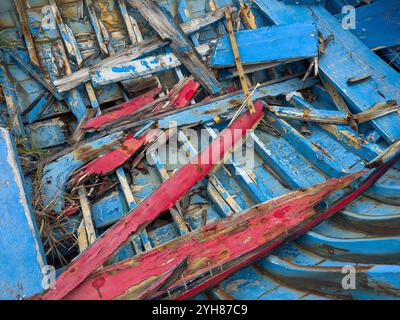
[255,1,400,143]
[337,0,400,50]
[0,128,46,299]
[210,23,318,68]
[41,132,124,213]
[158,77,317,128]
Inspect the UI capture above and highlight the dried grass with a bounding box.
[16,140,79,266]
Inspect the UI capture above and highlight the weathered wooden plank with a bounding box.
[40,132,124,213]
[91,53,181,87]
[337,0,400,50]
[82,88,160,130]
[63,171,365,300]
[0,128,46,299]
[13,0,40,68]
[117,0,141,45]
[50,0,100,113]
[78,187,97,245]
[0,56,26,138]
[224,7,255,113]
[40,101,264,300]
[158,77,316,128]
[70,129,161,185]
[84,0,109,56]
[6,49,62,101]
[54,6,232,92]
[127,0,222,95]
[51,40,87,121]
[255,1,400,143]
[268,106,349,124]
[116,168,152,251]
[211,22,318,68]
[367,137,400,169]
[91,44,209,87]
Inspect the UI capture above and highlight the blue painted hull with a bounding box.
[0,0,399,300]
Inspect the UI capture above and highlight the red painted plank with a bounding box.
[70,129,161,184]
[174,147,400,300]
[62,171,364,300]
[81,88,161,130]
[152,78,200,113]
[170,79,200,109]
[40,101,265,300]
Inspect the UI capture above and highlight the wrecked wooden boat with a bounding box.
[0,0,400,300]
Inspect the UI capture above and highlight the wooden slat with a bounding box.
[224,7,254,113]
[63,171,366,300]
[0,128,46,299]
[211,22,318,68]
[40,101,264,300]
[13,0,40,68]
[127,0,222,95]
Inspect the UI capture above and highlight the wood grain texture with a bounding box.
[127,0,222,95]
[40,102,264,300]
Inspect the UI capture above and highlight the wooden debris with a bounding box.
[224,7,255,114]
[39,101,264,300]
[127,0,222,95]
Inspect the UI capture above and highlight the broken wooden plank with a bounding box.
[127,0,222,95]
[54,6,233,92]
[13,0,40,68]
[224,7,255,113]
[270,100,400,125]
[82,87,160,130]
[268,106,350,124]
[157,77,316,129]
[70,129,161,185]
[210,22,318,68]
[255,1,400,144]
[84,0,109,56]
[40,132,124,213]
[5,49,62,101]
[337,0,400,50]
[63,170,366,300]
[117,0,141,45]
[39,101,264,300]
[0,56,27,139]
[367,137,400,169]
[78,187,97,245]
[0,128,46,299]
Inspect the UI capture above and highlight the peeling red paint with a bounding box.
[81,88,161,130]
[152,78,200,112]
[62,171,364,300]
[40,101,265,300]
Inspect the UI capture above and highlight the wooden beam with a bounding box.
[40,101,264,300]
[63,170,367,300]
[127,0,222,95]
[13,0,40,68]
[224,7,254,113]
[54,6,233,92]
